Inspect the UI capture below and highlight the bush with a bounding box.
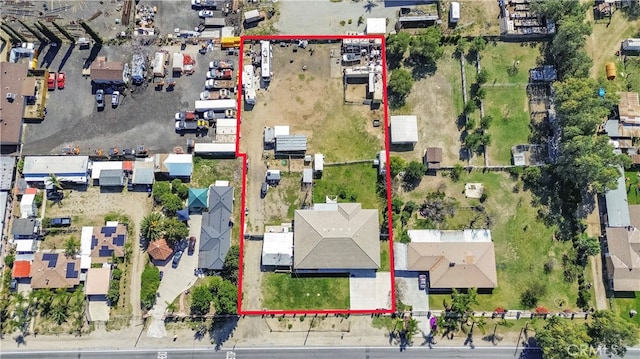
[4,253,15,269]
[520,282,547,308]
[392,197,404,214]
[171,179,189,200]
[535,306,549,314]
[152,181,171,203]
[577,288,591,310]
[112,268,123,281]
[450,164,464,182]
[140,264,160,310]
[34,191,43,208]
[543,259,556,274]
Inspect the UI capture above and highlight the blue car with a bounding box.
[172,251,183,268]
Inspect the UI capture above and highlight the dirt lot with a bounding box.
[21,41,237,155]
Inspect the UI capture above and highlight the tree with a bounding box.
[141,212,164,241]
[171,179,189,200]
[450,163,464,182]
[409,27,443,67]
[161,217,189,245]
[391,197,404,214]
[402,161,426,190]
[388,68,414,109]
[386,32,410,67]
[152,181,171,203]
[536,316,592,359]
[16,158,24,173]
[454,37,467,59]
[49,304,68,325]
[190,285,213,315]
[4,253,15,268]
[222,245,240,284]
[464,131,484,152]
[476,69,489,85]
[213,279,238,315]
[575,233,600,258]
[441,288,479,337]
[420,193,457,225]
[160,193,183,216]
[479,115,493,130]
[468,37,486,58]
[47,173,63,190]
[63,236,80,257]
[556,135,631,194]
[530,0,584,23]
[463,100,477,115]
[520,281,548,308]
[546,17,592,79]
[389,156,406,178]
[588,310,639,357]
[403,201,418,215]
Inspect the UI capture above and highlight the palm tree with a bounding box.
[141,212,164,242]
[47,173,63,190]
[63,237,81,257]
[49,305,68,325]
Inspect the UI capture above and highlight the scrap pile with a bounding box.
[183,54,196,75]
[134,4,157,36]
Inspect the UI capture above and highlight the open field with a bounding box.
[312,163,381,210]
[262,173,309,224]
[480,42,540,85]
[484,88,531,165]
[398,171,579,311]
[262,273,350,310]
[392,47,464,166]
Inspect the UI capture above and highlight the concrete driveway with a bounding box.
[87,301,110,322]
[146,214,202,338]
[349,271,392,310]
[395,275,429,312]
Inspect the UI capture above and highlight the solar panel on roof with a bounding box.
[42,253,58,268]
[101,226,116,237]
[113,234,126,247]
[91,236,98,249]
[99,246,114,257]
[65,262,79,279]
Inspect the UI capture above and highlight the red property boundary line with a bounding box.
[234,34,395,316]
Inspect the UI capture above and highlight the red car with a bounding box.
[57,72,66,89]
[47,72,56,91]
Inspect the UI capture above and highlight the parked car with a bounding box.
[191,0,202,7]
[198,10,214,17]
[47,72,56,91]
[111,91,120,107]
[56,72,66,89]
[47,191,64,201]
[418,274,427,290]
[188,236,196,255]
[172,251,184,268]
[96,89,105,109]
[260,182,268,198]
[49,217,72,227]
[10,279,17,291]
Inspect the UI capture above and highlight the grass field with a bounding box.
[480,42,540,84]
[312,163,381,210]
[380,242,390,272]
[262,273,350,310]
[191,158,242,188]
[484,88,531,165]
[612,293,640,329]
[421,172,578,311]
[626,170,640,205]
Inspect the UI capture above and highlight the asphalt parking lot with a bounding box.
[22,41,237,155]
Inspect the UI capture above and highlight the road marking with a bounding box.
[157,351,168,359]
[226,351,236,359]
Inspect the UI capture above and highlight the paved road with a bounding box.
[0,346,545,359]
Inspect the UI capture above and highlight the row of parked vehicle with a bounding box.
[47,71,65,90]
[95,89,120,109]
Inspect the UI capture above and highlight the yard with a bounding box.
[262,273,350,310]
[312,163,381,210]
[626,170,640,205]
[398,171,580,311]
[483,88,532,165]
[480,42,540,85]
[612,293,640,328]
[262,173,309,224]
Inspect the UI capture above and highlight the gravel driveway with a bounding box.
[275,0,399,35]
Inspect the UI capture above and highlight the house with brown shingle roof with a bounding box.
[89,222,128,263]
[0,62,31,153]
[605,222,640,292]
[30,252,81,289]
[394,229,498,291]
[293,203,380,271]
[148,238,173,261]
[90,57,125,86]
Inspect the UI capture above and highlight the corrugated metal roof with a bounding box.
[0,156,15,191]
[275,135,307,152]
[99,169,125,186]
[605,167,631,227]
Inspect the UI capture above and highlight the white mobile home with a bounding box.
[194,143,236,157]
[23,156,89,184]
[261,41,271,82]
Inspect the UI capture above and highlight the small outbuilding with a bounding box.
[20,194,36,218]
[155,154,193,179]
[465,183,484,199]
[622,38,640,53]
[132,161,155,186]
[449,2,460,23]
[188,188,209,213]
[423,147,443,170]
[313,153,324,176]
[390,115,419,146]
[366,18,387,35]
[262,230,294,267]
[266,170,281,184]
[302,168,313,186]
[99,169,125,187]
[147,238,174,261]
[275,135,307,155]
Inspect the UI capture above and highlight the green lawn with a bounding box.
[191,158,241,188]
[625,170,640,205]
[309,101,382,162]
[426,172,578,311]
[480,42,540,84]
[262,273,350,310]
[312,163,381,210]
[612,293,640,330]
[484,88,531,165]
[380,241,390,272]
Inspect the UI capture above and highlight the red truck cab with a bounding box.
[47,72,56,91]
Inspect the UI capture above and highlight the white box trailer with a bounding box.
[153,52,166,77]
[450,2,460,23]
[194,143,236,156]
[244,9,262,23]
[172,53,184,73]
[195,99,237,112]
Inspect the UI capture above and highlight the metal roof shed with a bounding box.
[163,154,193,178]
[91,161,123,180]
[605,167,631,227]
[262,232,293,266]
[132,162,155,185]
[266,170,281,182]
[0,156,15,191]
[275,135,307,153]
[313,153,324,172]
[303,168,313,184]
[99,169,125,187]
[390,115,419,145]
[264,127,275,145]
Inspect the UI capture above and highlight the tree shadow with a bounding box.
[419,330,437,348]
[83,43,103,69]
[208,316,239,351]
[57,44,75,72]
[410,61,437,79]
[41,43,61,69]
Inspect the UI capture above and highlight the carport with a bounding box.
[349,271,392,310]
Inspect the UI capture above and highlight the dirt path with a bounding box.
[590,256,609,310]
[128,204,149,325]
[242,240,264,310]
[586,9,640,78]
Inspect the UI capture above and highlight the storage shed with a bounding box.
[158,154,193,178]
[313,154,324,174]
[91,161,123,183]
[390,115,419,146]
[275,135,307,154]
[132,161,155,185]
[266,170,281,184]
[262,231,293,267]
[423,147,443,170]
[99,169,125,187]
[20,194,36,218]
[302,168,313,186]
[366,18,387,35]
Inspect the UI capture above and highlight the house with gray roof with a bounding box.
[293,203,380,271]
[99,169,125,187]
[198,186,234,270]
[12,218,39,239]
